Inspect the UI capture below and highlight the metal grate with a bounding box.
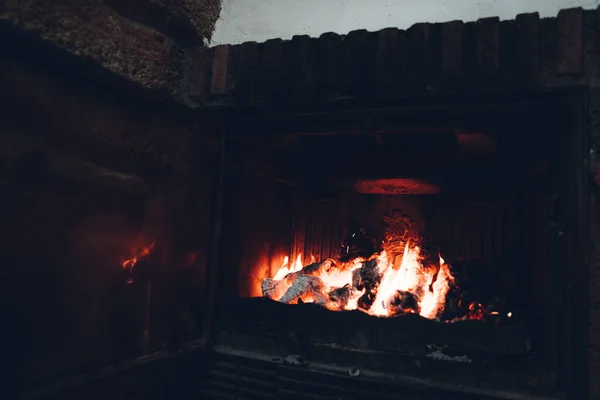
[200,356,278,400]
[198,351,542,400]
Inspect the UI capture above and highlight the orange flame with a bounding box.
[260,235,461,320]
[121,242,156,284]
[369,244,453,319]
[273,254,303,281]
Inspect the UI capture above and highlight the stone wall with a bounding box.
[0,0,222,99]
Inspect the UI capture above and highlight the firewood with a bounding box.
[279,274,328,305]
[261,278,288,301]
[261,271,301,301]
[387,290,419,315]
[355,259,381,310]
[328,284,363,310]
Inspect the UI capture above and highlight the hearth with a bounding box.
[204,92,582,400]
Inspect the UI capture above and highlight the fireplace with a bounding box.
[190,7,596,400]
[208,95,579,399]
[4,6,595,400]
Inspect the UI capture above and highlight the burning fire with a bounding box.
[260,232,507,322]
[273,254,303,281]
[121,242,156,284]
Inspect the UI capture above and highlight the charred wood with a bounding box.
[388,290,420,315]
[262,273,299,301]
[263,259,338,303]
[261,227,512,325]
[279,274,328,305]
[354,259,381,310]
[328,284,364,310]
[328,284,353,309]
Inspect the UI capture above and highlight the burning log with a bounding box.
[261,277,292,302]
[262,259,337,304]
[353,259,381,310]
[419,242,442,269]
[328,284,363,310]
[302,259,336,276]
[353,259,380,288]
[329,285,353,307]
[260,228,512,324]
[262,256,373,311]
[387,290,420,316]
[279,274,329,305]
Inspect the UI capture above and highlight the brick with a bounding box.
[408,22,443,81]
[408,23,430,74]
[257,38,282,103]
[316,32,344,99]
[342,29,378,96]
[210,44,229,96]
[234,41,259,103]
[429,24,444,77]
[462,22,477,75]
[397,30,409,74]
[225,45,241,95]
[281,35,314,101]
[476,17,500,75]
[498,20,517,78]
[377,28,408,90]
[442,21,463,75]
[515,13,540,77]
[377,27,398,86]
[556,8,583,75]
[539,17,558,73]
[186,46,207,98]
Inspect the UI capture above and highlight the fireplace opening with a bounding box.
[213,95,582,397]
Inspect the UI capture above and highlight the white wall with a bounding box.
[211,0,600,46]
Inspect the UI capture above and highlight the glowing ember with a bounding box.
[121,242,156,284]
[260,231,505,322]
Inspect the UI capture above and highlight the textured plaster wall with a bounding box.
[211,0,600,45]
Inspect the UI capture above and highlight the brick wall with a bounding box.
[187,8,593,106]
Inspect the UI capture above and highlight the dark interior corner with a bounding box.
[1,4,600,400]
[0,21,218,399]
